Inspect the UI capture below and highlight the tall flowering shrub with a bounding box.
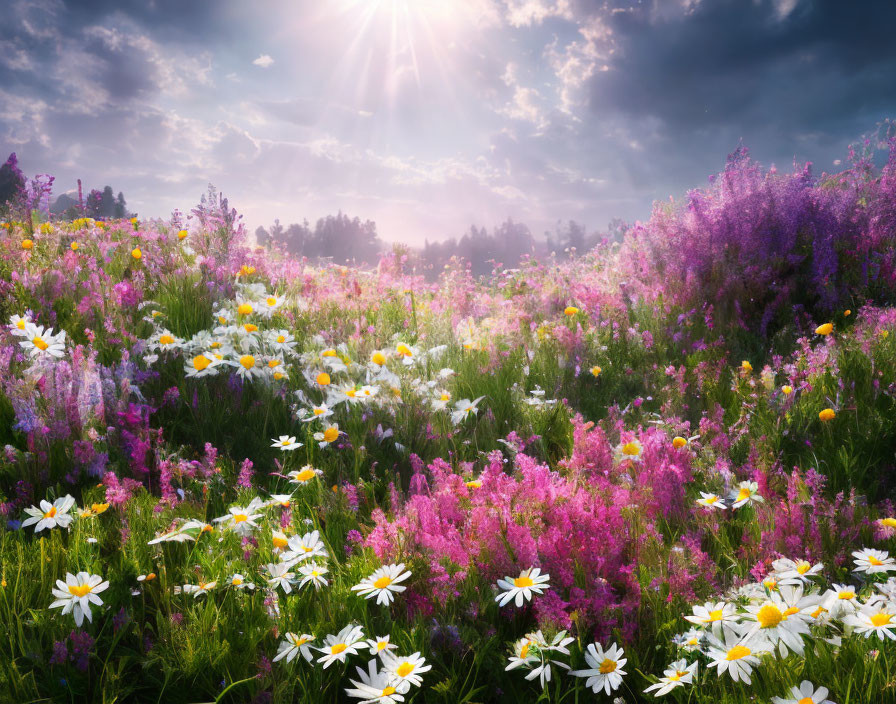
[622,143,896,336]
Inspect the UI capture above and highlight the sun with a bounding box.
[304,0,498,107]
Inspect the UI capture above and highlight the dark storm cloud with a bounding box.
[587,0,896,158]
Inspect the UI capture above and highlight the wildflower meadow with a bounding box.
[2,141,896,704]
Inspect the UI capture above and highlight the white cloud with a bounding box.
[503,0,573,27]
[252,54,274,68]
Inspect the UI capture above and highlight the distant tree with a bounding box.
[0,153,25,213]
[115,192,127,218]
[85,189,103,218]
[255,225,270,246]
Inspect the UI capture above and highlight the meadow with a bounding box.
[2,142,896,703]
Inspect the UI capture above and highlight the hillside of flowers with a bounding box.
[2,143,896,703]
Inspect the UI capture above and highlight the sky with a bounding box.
[2,0,896,243]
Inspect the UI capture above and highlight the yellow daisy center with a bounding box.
[232,577,243,585]
[273,535,288,548]
[330,643,347,655]
[381,687,397,696]
[869,555,884,566]
[736,487,750,501]
[871,613,893,627]
[598,658,617,674]
[33,336,48,350]
[193,355,210,371]
[317,372,331,386]
[296,468,316,482]
[44,506,57,518]
[16,319,25,329]
[266,297,277,306]
[796,562,810,574]
[239,355,255,370]
[621,441,640,456]
[68,583,92,597]
[323,427,339,442]
[725,645,751,661]
[757,604,783,628]
[396,343,412,357]
[233,514,248,523]
[159,334,175,345]
[372,352,386,365]
[237,303,253,316]
[799,698,814,704]
[396,662,415,677]
[514,575,534,588]
[880,518,896,528]
[277,335,286,343]
[373,575,393,590]
[707,609,724,622]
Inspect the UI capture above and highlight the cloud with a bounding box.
[2,0,896,245]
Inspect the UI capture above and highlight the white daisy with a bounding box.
[22,495,76,532]
[365,635,398,658]
[643,659,698,697]
[231,353,264,380]
[20,324,66,358]
[265,562,295,593]
[844,603,896,641]
[49,572,109,626]
[288,465,322,485]
[271,435,302,451]
[184,352,222,378]
[570,642,627,696]
[772,557,824,586]
[614,438,644,464]
[313,424,341,448]
[672,628,704,652]
[381,651,431,692]
[9,314,31,336]
[302,403,334,421]
[729,480,763,508]
[705,632,764,684]
[495,567,550,607]
[740,585,815,657]
[213,501,264,536]
[771,680,836,704]
[450,396,485,425]
[853,548,896,575]
[183,580,217,598]
[345,658,405,704]
[505,636,540,672]
[273,632,316,664]
[317,624,366,669]
[683,601,741,638]
[351,564,412,606]
[228,573,254,590]
[696,492,726,510]
[282,530,329,562]
[297,562,329,590]
[821,583,860,619]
